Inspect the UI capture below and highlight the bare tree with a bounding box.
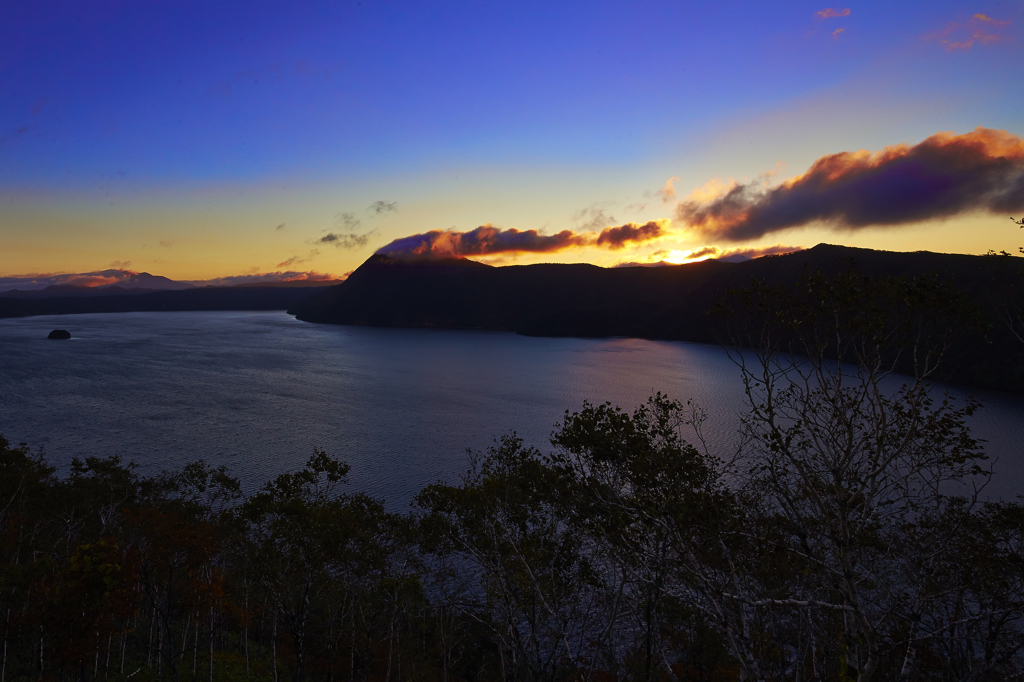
[718,269,1003,681]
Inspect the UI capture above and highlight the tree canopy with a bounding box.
[2,268,1022,682]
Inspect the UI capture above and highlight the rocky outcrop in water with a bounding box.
[47,329,71,339]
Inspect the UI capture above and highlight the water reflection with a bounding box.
[0,311,1020,507]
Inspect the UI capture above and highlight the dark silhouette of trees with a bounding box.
[1003,216,1024,343]
[1,268,1023,681]
[711,270,1008,681]
[417,435,604,682]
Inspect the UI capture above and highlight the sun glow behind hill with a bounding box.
[662,249,716,264]
[0,2,1021,280]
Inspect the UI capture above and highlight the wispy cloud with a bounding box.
[312,205,388,251]
[572,205,617,232]
[335,212,362,230]
[832,27,845,40]
[316,232,371,249]
[815,8,850,18]
[276,249,320,268]
[368,200,399,215]
[928,13,1011,51]
[655,176,682,203]
[676,127,1024,242]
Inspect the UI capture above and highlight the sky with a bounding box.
[2,0,1022,283]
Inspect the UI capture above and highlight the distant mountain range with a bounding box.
[0,271,195,297]
[0,272,345,298]
[288,244,1024,392]
[0,284,337,319]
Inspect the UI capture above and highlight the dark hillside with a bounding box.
[289,245,1024,391]
[0,285,334,319]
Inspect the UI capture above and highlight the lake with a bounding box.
[1,311,1021,507]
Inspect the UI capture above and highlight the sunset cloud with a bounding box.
[378,224,589,259]
[832,28,845,40]
[0,269,142,291]
[377,220,669,259]
[676,127,1024,242]
[595,221,668,249]
[677,246,719,261]
[656,177,682,203]
[929,13,1010,51]
[187,271,341,287]
[63,274,124,287]
[816,8,850,18]
[687,177,740,203]
[616,243,803,267]
[704,244,805,262]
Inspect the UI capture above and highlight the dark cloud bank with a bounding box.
[678,127,1024,241]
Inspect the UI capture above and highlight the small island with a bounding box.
[46,329,71,339]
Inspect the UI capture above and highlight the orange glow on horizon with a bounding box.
[661,249,715,264]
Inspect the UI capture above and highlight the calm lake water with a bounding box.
[1,311,1022,506]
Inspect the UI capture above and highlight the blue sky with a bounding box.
[2,0,1022,281]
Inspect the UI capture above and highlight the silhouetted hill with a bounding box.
[0,285,334,319]
[288,245,1024,392]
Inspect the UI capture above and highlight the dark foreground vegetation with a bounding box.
[3,270,1024,682]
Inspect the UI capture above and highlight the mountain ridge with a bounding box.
[0,285,336,319]
[288,244,1024,392]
